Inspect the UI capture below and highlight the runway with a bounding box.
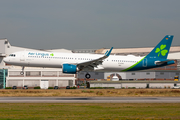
[0,97,180,103]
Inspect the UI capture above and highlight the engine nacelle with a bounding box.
[62,64,78,74]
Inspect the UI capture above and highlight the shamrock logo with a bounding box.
[50,53,54,56]
[155,44,168,56]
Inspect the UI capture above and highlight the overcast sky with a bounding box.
[0,0,179,50]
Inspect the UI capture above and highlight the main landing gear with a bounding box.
[20,66,25,75]
[85,73,91,79]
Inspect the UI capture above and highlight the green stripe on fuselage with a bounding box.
[121,57,145,72]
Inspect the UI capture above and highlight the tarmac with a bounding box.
[0,97,180,103]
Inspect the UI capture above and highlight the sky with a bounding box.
[0,0,180,50]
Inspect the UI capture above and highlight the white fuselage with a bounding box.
[4,51,143,72]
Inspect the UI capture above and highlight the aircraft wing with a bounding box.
[76,47,113,71]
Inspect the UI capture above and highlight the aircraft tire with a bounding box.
[85,73,91,79]
[20,71,24,75]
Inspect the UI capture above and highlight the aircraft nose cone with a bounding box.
[3,57,9,63]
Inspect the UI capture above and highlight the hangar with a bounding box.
[89,81,180,89]
[77,70,180,81]
[0,38,180,89]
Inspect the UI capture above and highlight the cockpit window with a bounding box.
[9,54,16,57]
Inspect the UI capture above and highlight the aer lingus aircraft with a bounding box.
[3,35,175,79]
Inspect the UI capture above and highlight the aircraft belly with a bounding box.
[26,59,62,68]
[103,62,133,72]
[6,59,28,66]
[7,62,28,66]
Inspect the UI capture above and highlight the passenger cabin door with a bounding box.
[143,58,147,67]
[20,51,25,61]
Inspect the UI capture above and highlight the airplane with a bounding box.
[3,35,175,79]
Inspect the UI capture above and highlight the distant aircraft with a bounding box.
[4,35,175,79]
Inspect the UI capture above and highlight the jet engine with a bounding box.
[62,64,79,74]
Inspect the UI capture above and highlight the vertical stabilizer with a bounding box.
[146,35,173,59]
[122,35,174,72]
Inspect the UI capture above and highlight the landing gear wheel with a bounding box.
[20,71,24,75]
[85,73,91,79]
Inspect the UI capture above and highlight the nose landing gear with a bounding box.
[20,66,25,75]
[20,71,24,75]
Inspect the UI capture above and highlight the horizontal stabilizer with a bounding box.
[155,60,175,65]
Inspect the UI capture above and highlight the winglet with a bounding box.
[105,47,113,57]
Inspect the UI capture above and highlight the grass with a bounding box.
[0,103,179,119]
[0,89,180,119]
[0,89,180,97]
